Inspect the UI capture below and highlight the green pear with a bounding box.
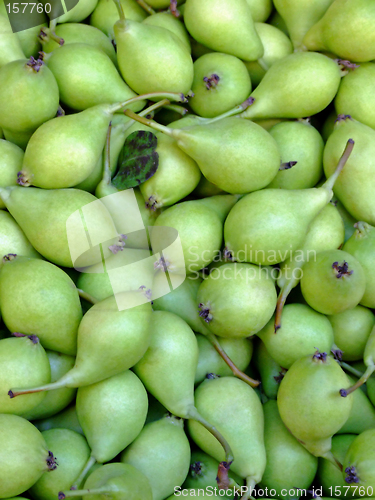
[189,53,251,118]
[332,197,357,243]
[16,22,47,58]
[0,186,121,268]
[114,14,193,96]
[342,428,375,487]
[34,405,84,436]
[44,44,142,112]
[246,0,273,22]
[240,52,342,120]
[140,133,201,209]
[75,370,148,484]
[59,462,152,500]
[273,0,334,50]
[0,210,40,266]
[196,262,277,339]
[40,23,117,65]
[0,139,23,205]
[184,0,263,62]
[121,414,191,500]
[143,12,190,52]
[328,306,375,361]
[51,0,98,24]
[29,428,91,500]
[22,350,76,421]
[0,56,59,149]
[188,376,266,490]
[317,434,358,497]
[268,9,289,35]
[300,249,366,315]
[90,0,147,41]
[195,334,253,384]
[338,374,375,434]
[303,0,375,62]
[244,22,293,88]
[0,255,82,355]
[257,303,334,369]
[0,14,26,69]
[253,339,285,399]
[0,414,57,498]
[267,120,324,189]
[335,63,375,130]
[259,401,318,497]
[324,115,375,225]
[193,176,225,198]
[277,352,353,461]
[321,109,339,142]
[0,334,50,415]
[343,222,375,308]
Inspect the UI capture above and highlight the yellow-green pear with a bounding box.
[0,210,40,266]
[0,139,24,207]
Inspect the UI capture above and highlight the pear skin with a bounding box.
[0,210,41,264]
[342,428,375,487]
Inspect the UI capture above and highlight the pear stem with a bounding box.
[124,109,175,137]
[322,139,354,193]
[109,92,188,115]
[240,477,257,500]
[113,0,126,21]
[136,0,155,15]
[163,104,188,116]
[8,371,73,398]
[70,455,97,491]
[339,362,364,379]
[59,486,114,499]
[38,27,64,46]
[206,332,260,388]
[77,288,99,305]
[102,121,113,184]
[274,275,299,332]
[202,97,255,124]
[322,451,343,471]
[340,364,375,397]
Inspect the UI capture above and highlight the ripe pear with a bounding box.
[22,350,76,421]
[195,334,253,384]
[34,405,84,436]
[260,401,318,496]
[0,186,120,268]
[121,414,191,500]
[51,0,98,24]
[343,222,375,308]
[0,13,26,69]
[324,115,375,225]
[0,139,23,206]
[300,249,366,315]
[0,56,59,149]
[29,428,91,500]
[114,14,193,95]
[277,352,353,461]
[267,120,324,189]
[328,306,375,361]
[184,0,263,62]
[243,22,293,88]
[0,334,50,415]
[246,0,273,22]
[335,63,375,130]
[273,0,334,50]
[240,52,342,120]
[303,0,375,62]
[0,210,40,266]
[189,53,251,118]
[338,374,375,434]
[342,428,375,487]
[193,176,225,198]
[197,262,277,339]
[0,414,57,498]
[257,303,334,369]
[253,340,285,399]
[0,255,82,355]
[188,376,266,490]
[143,12,191,52]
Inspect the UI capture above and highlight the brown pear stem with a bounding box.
[206,332,260,388]
[274,276,298,332]
[170,0,180,17]
[340,364,375,397]
[136,0,155,15]
[70,455,97,491]
[322,139,354,193]
[77,289,99,305]
[339,362,365,379]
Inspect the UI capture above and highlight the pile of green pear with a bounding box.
[2,0,375,499]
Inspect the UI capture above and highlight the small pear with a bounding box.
[121,414,191,500]
[0,56,59,149]
[240,52,342,120]
[267,120,324,189]
[0,13,26,69]
[277,351,353,461]
[0,414,57,498]
[273,0,334,50]
[343,222,375,308]
[328,305,375,361]
[338,374,375,434]
[259,401,318,496]
[300,249,366,315]
[342,428,375,487]
[184,0,263,62]
[0,255,82,355]
[29,428,91,500]
[253,340,285,399]
[0,139,23,206]
[0,210,40,265]
[257,303,334,369]
[303,0,375,62]
[143,12,191,52]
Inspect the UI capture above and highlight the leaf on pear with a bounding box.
[112,130,159,190]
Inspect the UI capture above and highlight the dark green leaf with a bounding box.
[112,130,159,190]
